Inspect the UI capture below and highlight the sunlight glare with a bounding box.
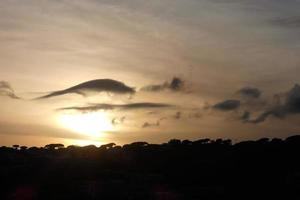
[58,112,113,138]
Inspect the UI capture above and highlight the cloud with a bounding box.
[240,111,251,122]
[247,84,300,123]
[247,108,286,124]
[188,112,202,119]
[272,16,300,28]
[58,102,174,113]
[174,111,182,119]
[142,121,159,128]
[237,87,262,98]
[142,117,166,128]
[35,79,135,99]
[213,99,241,111]
[140,77,185,92]
[112,116,126,126]
[0,81,21,99]
[169,77,184,91]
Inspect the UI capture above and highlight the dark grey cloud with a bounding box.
[0,81,21,99]
[58,102,174,113]
[272,16,300,28]
[140,77,184,92]
[237,87,262,98]
[247,84,300,123]
[240,111,251,122]
[169,77,184,91]
[112,116,126,126]
[142,121,159,128]
[142,117,166,128]
[35,79,135,99]
[246,108,286,124]
[213,99,241,111]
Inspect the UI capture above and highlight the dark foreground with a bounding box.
[1,136,300,200]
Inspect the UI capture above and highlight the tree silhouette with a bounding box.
[44,143,64,150]
[0,135,300,199]
[20,146,28,150]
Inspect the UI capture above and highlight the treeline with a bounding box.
[0,135,300,199]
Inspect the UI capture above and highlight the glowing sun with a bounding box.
[58,112,113,138]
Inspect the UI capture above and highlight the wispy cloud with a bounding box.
[0,81,21,99]
[272,16,300,28]
[188,112,202,119]
[239,111,251,122]
[174,111,182,119]
[142,117,166,128]
[140,77,185,92]
[57,102,174,113]
[237,87,262,98]
[112,116,126,126]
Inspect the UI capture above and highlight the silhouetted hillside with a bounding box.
[1,136,300,199]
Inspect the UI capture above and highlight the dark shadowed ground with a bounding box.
[1,136,300,200]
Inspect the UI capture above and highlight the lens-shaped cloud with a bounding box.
[35,79,135,100]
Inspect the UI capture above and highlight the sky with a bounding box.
[1,0,300,147]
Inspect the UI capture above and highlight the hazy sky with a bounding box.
[1,0,300,146]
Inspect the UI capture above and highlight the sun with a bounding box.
[58,112,113,138]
